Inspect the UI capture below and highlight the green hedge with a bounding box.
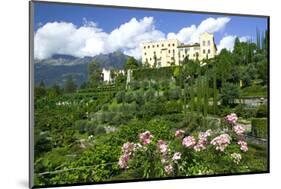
[251,118,268,138]
[132,66,176,81]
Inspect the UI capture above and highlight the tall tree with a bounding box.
[64,75,77,93]
[125,57,139,70]
[35,80,47,98]
[88,61,103,87]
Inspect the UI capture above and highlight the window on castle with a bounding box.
[208,40,210,46]
[144,52,147,55]
[157,44,159,47]
[203,49,206,54]
[203,40,206,46]
[144,46,146,49]
[168,50,170,53]
[162,44,164,47]
[172,43,175,46]
[152,45,155,48]
[208,49,210,54]
[148,45,150,48]
[168,44,170,47]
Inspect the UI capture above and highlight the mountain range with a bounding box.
[34,51,130,87]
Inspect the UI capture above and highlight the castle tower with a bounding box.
[199,32,217,60]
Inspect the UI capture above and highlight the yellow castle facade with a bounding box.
[141,32,217,67]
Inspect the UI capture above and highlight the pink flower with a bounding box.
[157,140,168,155]
[194,129,212,152]
[122,142,135,155]
[226,113,238,124]
[182,136,196,148]
[164,164,173,174]
[233,125,245,135]
[172,152,182,161]
[238,140,248,152]
[175,129,184,137]
[139,131,153,145]
[194,139,206,152]
[210,134,231,152]
[199,129,212,139]
[118,154,130,169]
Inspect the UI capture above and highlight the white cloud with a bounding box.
[34,17,164,59]
[34,16,236,60]
[217,35,250,53]
[167,17,230,43]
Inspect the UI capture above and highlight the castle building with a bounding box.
[141,32,217,67]
[102,68,125,83]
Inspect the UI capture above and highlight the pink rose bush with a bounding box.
[139,131,153,145]
[233,125,245,135]
[164,164,173,174]
[118,113,251,177]
[225,113,238,124]
[238,140,248,152]
[118,142,142,169]
[182,136,196,148]
[175,129,184,138]
[210,134,231,152]
[172,152,182,161]
[194,130,212,152]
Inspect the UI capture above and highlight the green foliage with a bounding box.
[129,81,140,90]
[251,118,268,138]
[165,101,183,114]
[125,57,139,70]
[234,104,257,119]
[241,85,267,97]
[256,104,268,118]
[141,80,150,91]
[145,89,155,102]
[160,80,170,90]
[64,75,77,93]
[133,66,175,81]
[139,100,165,120]
[125,92,135,104]
[135,91,145,105]
[116,91,125,104]
[166,87,181,101]
[35,80,47,99]
[220,83,240,106]
[88,61,103,87]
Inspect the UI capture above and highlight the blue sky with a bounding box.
[33,2,268,59]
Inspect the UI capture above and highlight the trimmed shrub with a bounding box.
[168,87,181,100]
[129,81,140,90]
[251,118,268,138]
[145,89,155,102]
[165,101,183,114]
[256,104,268,118]
[116,91,125,104]
[234,104,257,118]
[95,126,106,135]
[160,80,170,90]
[125,92,135,104]
[135,91,144,105]
[141,80,150,91]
